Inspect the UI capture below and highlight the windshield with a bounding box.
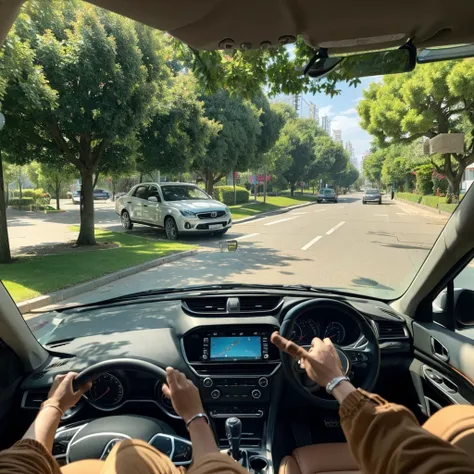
[0,1,468,344]
[161,186,210,201]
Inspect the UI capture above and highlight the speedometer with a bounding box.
[87,373,124,409]
[292,318,320,345]
[324,322,346,344]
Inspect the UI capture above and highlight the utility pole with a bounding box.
[0,112,11,263]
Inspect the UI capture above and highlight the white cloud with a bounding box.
[319,105,333,117]
[340,107,358,116]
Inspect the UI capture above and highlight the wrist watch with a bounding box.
[326,376,350,395]
[185,412,210,430]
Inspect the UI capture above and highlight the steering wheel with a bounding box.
[62,359,193,465]
[279,299,380,409]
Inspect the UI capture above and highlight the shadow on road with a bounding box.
[351,277,394,292]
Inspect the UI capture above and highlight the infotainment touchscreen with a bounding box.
[209,336,262,361]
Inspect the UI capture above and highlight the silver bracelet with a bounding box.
[326,376,350,395]
[185,413,210,430]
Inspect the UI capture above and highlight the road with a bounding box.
[27,193,448,312]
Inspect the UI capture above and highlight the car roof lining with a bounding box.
[84,0,474,53]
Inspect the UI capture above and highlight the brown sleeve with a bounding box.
[340,389,474,474]
[0,439,62,474]
[188,452,250,474]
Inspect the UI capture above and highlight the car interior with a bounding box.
[2,1,474,473]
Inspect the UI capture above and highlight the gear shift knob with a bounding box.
[225,417,242,460]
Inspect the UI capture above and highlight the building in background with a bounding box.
[345,141,357,167]
[321,116,331,134]
[309,103,319,124]
[332,129,342,143]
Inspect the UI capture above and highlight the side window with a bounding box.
[134,186,148,200]
[433,256,474,337]
[148,186,161,200]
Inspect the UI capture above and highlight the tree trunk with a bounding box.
[205,170,214,195]
[233,171,236,205]
[139,173,143,183]
[93,172,99,189]
[290,183,295,196]
[263,167,267,204]
[76,169,96,246]
[0,150,11,263]
[55,178,60,210]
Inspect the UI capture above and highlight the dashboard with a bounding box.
[20,291,410,447]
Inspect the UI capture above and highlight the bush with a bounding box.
[9,197,34,208]
[415,164,433,195]
[213,185,250,205]
[396,192,421,204]
[421,195,443,209]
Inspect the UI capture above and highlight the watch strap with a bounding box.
[326,376,350,395]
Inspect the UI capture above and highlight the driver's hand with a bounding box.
[162,367,205,423]
[48,372,92,412]
[271,332,344,386]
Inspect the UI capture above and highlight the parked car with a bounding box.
[363,188,382,204]
[316,188,338,203]
[115,182,232,240]
[71,191,81,204]
[93,189,110,200]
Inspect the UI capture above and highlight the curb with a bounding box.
[394,198,452,217]
[18,249,199,315]
[233,200,317,224]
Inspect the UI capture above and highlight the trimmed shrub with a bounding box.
[415,164,434,195]
[9,197,34,208]
[213,185,250,205]
[421,195,442,208]
[396,192,421,204]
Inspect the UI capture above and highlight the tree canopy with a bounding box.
[358,59,474,196]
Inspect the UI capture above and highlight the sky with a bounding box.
[274,76,382,169]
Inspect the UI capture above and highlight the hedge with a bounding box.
[213,185,250,205]
[9,197,34,207]
[396,192,421,204]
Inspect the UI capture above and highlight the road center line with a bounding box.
[314,209,327,213]
[326,221,346,235]
[374,214,388,217]
[264,216,300,226]
[301,236,322,250]
[234,233,260,241]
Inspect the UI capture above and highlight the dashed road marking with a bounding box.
[314,209,327,213]
[234,233,260,241]
[292,212,308,215]
[326,221,346,235]
[396,212,409,216]
[235,216,269,225]
[374,214,388,217]
[264,216,300,226]
[301,236,322,251]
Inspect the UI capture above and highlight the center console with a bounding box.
[182,325,280,451]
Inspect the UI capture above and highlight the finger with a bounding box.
[271,332,308,360]
[166,367,178,390]
[77,381,92,394]
[176,371,187,388]
[162,383,171,399]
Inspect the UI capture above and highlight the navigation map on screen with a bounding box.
[210,336,261,360]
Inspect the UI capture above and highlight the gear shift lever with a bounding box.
[225,417,242,460]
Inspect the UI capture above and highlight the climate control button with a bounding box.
[258,377,268,388]
[211,389,221,400]
[251,389,262,399]
[203,378,213,388]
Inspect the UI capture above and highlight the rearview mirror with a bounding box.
[454,289,474,326]
[306,45,416,80]
[148,195,159,203]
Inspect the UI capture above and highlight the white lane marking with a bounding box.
[314,209,327,213]
[264,216,300,226]
[292,212,308,215]
[374,214,388,217]
[396,212,408,216]
[338,206,345,209]
[235,216,269,225]
[234,233,260,241]
[301,236,322,251]
[326,221,346,235]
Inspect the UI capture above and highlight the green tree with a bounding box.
[362,150,385,188]
[193,90,261,194]
[415,163,435,195]
[0,0,172,245]
[36,161,76,210]
[310,135,349,184]
[358,59,474,197]
[336,164,359,189]
[381,155,413,191]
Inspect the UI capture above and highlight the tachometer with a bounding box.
[87,373,124,409]
[324,322,346,344]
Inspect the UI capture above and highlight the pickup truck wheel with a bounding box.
[165,217,179,240]
[121,210,133,230]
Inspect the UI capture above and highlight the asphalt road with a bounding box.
[29,193,448,311]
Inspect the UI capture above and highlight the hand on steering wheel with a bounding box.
[162,367,205,423]
[271,332,344,387]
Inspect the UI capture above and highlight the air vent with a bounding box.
[22,390,48,409]
[30,371,46,380]
[239,296,282,312]
[184,297,228,314]
[377,320,407,339]
[47,359,69,369]
[377,306,402,319]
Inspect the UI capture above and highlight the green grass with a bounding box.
[1,228,195,303]
[230,194,316,221]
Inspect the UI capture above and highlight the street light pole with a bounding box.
[0,112,12,263]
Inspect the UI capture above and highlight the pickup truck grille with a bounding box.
[197,211,226,219]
